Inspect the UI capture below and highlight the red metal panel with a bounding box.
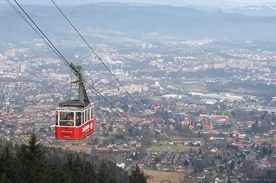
[55,119,95,140]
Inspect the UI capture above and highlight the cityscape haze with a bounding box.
[0,0,276,182]
[3,0,276,8]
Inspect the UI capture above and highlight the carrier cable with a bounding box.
[13,0,75,74]
[51,0,147,115]
[6,0,69,71]
[83,78,132,122]
[9,0,132,123]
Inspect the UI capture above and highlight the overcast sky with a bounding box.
[4,0,276,8]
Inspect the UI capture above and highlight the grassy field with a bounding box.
[144,169,186,183]
[148,144,198,153]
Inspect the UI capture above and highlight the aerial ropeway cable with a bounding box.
[7,0,134,139]
[6,0,72,72]
[7,1,164,154]
[8,0,131,120]
[4,4,170,163]
[51,0,148,116]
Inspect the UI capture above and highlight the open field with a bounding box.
[148,144,198,153]
[48,144,91,153]
[144,169,186,183]
[168,137,200,141]
[149,145,190,153]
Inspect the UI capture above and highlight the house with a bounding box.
[246,150,257,161]
[136,141,142,147]
[137,162,145,169]
[116,157,126,168]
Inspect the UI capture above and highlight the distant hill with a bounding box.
[1,3,276,44]
[227,5,276,17]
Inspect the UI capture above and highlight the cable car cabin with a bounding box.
[55,104,95,140]
[54,62,95,140]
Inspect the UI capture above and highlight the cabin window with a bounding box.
[59,112,74,126]
[85,109,89,121]
[76,112,82,126]
[81,112,84,125]
[87,108,91,120]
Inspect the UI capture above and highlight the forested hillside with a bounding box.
[0,134,148,183]
[1,3,276,43]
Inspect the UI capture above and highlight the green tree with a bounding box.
[0,135,129,183]
[14,134,51,183]
[0,146,16,183]
[61,155,78,182]
[108,124,113,132]
[61,154,97,182]
[230,160,235,171]
[94,137,100,145]
[198,148,202,155]
[97,159,112,183]
[129,166,148,183]
[184,160,189,167]
[83,161,97,182]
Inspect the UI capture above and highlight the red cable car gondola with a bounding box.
[55,62,95,140]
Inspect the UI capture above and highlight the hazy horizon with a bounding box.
[2,0,276,8]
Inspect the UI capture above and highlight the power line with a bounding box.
[8,0,132,123]
[6,0,70,71]
[8,0,165,152]
[83,79,132,122]
[51,0,147,115]
[12,0,74,73]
